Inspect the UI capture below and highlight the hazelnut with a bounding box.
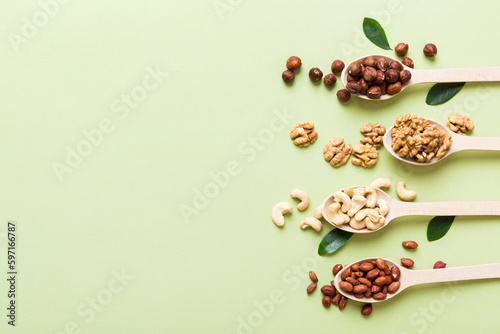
[347,74,358,82]
[388,61,403,71]
[337,89,351,102]
[363,66,377,82]
[379,83,387,95]
[331,60,345,74]
[387,81,402,95]
[401,57,414,68]
[282,70,295,84]
[348,61,362,76]
[374,70,385,85]
[367,86,382,99]
[399,70,412,85]
[346,81,361,94]
[385,69,400,83]
[395,43,409,57]
[286,56,302,71]
[324,73,337,88]
[309,67,323,82]
[362,56,377,67]
[358,79,369,94]
[376,58,388,72]
[423,43,437,57]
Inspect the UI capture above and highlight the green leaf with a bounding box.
[318,229,353,255]
[362,18,391,50]
[427,216,455,241]
[426,82,466,105]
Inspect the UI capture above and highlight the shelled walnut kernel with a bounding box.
[352,144,379,168]
[360,123,386,148]
[445,114,474,135]
[290,122,318,147]
[323,137,352,167]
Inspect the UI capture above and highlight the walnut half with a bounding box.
[445,114,474,135]
[290,122,318,147]
[323,137,352,168]
[360,123,386,147]
[352,143,379,168]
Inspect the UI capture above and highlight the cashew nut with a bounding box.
[347,195,367,217]
[365,187,378,208]
[300,217,322,232]
[333,191,352,213]
[353,187,367,196]
[355,208,385,230]
[370,178,391,189]
[349,216,366,230]
[366,215,385,230]
[271,202,293,227]
[314,206,323,219]
[290,188,310,211]
[396,181,417,201]
[343,187,354,197]
[377,199,389,216]
[326,203,350,226]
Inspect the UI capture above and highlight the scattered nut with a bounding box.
[352,143,379,168]
[271,202,293,226]
[391,114,453,163]
[423,43,437,57]
[361,303,373,316]
[337,89,351,102]
[286,56,302,71]
[396,181,417,201]
[323,137,352,167]
[433,261,447,269]
[446,114,474,135]
[331,293,341,306]
[309,67,323,82]
[360,123,386,147]
[322,296,332,308]
[290,122,318,147]
[401,57,414,68]
[370,178,391,189]
[401,258,414,268]
[331,60,345,74]
[307,282,317,294]
[324,73,337,88]
[282,70,295,84]
[309,271,318,282]
[402,241,418,249]
[290,188,310,210]
[332,264,343,276]
[300,217,322,232]
[395,43,409,57]
[321,285,336,297]
[338,296,348,310]
[314,206,323,219]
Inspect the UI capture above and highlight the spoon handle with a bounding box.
[411,67,500,84]
[450,134,500,153]
[394,201,500,217]
[405,263,500,288]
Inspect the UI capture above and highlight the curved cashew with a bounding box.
[396,181,417,201]
[300,217,322,232]
[333,191,352,213]
[290,188,310,211]
[366,215,385,230]
[353,187,367,196]
[272,202,293,226]
[347,195,367,217]
[314,206,323,219]
[349,216,366,230]
[326,203,350,226]
[365,187,378,208]
[370,178,391,189]
[343,187,354,197]
[377,199,389,216]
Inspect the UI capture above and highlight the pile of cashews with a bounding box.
[326,186,389,230]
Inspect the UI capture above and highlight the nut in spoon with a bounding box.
[321,186,500,234]
[341,54,500,101]
[334,258,500,303]
[383,117,500,166]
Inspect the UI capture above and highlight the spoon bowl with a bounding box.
[321,186,500,234]
[334,258,500,303]
[341,54,500,100]
[383,117,500,166]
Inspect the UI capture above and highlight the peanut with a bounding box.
[372,292,387,300]
[353,284,369,294]
[307,283,317,294]
[346,277,360,286]
[388,281,401,294]
[309,271,318,282]
[331,293,341,306]
[322,296,332,308]
[321,285,336,297]
[390,266,401,281]
[366,268,380,281]
[339,281,354,293]
[332,264,343,276]
[351,263,360,272]
[359,262,375,272]
[358,278,372,287]
[401,258,414,268]
[373,276,388,286]
[376,257,385,270]
[433,261,446,269]
[341,267,352,280]
[338,296,348,310]
[361,303,373,316]
[402,241,418,249]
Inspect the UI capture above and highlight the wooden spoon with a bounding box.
[321,187,500,234]
[383,117,500,166]
[334,258,500,303]
[341,54,500,101]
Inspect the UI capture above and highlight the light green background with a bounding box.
[1,0,500,333]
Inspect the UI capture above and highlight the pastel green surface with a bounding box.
[1,1,500,333]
